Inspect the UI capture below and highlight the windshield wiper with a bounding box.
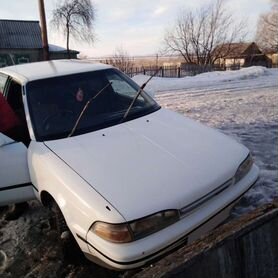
[119,67,161,124]
[68,82,112,137]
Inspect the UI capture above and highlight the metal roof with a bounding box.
[0,19,43,49]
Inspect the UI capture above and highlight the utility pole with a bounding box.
[38,0,49,61]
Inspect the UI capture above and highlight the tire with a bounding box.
[49,201,68,235]
[48,201,84,263]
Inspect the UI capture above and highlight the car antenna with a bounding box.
[120,67,161,124]
[68,82,112,138]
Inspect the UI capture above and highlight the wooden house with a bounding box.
[0,19,79,67]
[263,47,278,67]
[214,42,270,68]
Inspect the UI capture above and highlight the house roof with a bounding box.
[214,42,262,58]
[49,44,79,54]
[0,20,79,54]
[0,19,43,49]
[263,47,278,55]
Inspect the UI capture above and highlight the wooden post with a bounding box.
[178,67,181,78]
[38,0,49,61]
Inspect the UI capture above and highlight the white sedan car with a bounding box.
[0,60,259,270]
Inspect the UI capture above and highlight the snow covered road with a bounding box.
[134,67,278,216]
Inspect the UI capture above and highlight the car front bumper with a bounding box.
[81,164,259,270]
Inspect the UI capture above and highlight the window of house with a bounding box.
[15,55,30,65]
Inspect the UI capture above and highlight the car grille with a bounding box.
[179,178,234,218]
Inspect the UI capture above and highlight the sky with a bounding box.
[0,0,274,57]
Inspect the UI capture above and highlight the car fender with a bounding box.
[27,141,125,243]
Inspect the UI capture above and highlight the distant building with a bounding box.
[0,19,79,67]
[263,47,278,67]
[214,42,270,68]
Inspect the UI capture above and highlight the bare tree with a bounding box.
[104,47,134,73]
[52,0,95,58]
[255,4,278,51]
[164,0,246,68]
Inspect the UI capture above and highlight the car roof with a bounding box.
[0,60,113,84]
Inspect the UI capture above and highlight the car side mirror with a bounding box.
[0,133,14,147]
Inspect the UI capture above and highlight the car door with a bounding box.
[0,132,35,206]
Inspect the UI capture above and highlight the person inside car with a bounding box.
[0,92,21,139]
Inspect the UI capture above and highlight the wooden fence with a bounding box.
[125,64,242,78]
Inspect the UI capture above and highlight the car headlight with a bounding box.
[129,210,180,240]
[90,210,180,243]
[234,154,253,183]
[90,222,132,243]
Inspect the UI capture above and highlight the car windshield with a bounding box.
[26,68,160,141]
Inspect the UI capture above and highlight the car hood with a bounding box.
[45,108,248,221]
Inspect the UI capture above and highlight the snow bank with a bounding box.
[132,66,273,93]
[48,44,67,52]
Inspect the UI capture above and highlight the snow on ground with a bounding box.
[133,66,276,93]
[134,67,278,217]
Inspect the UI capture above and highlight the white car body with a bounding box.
[0,60,259,270]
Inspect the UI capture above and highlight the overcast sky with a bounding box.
[0,0,274,57]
